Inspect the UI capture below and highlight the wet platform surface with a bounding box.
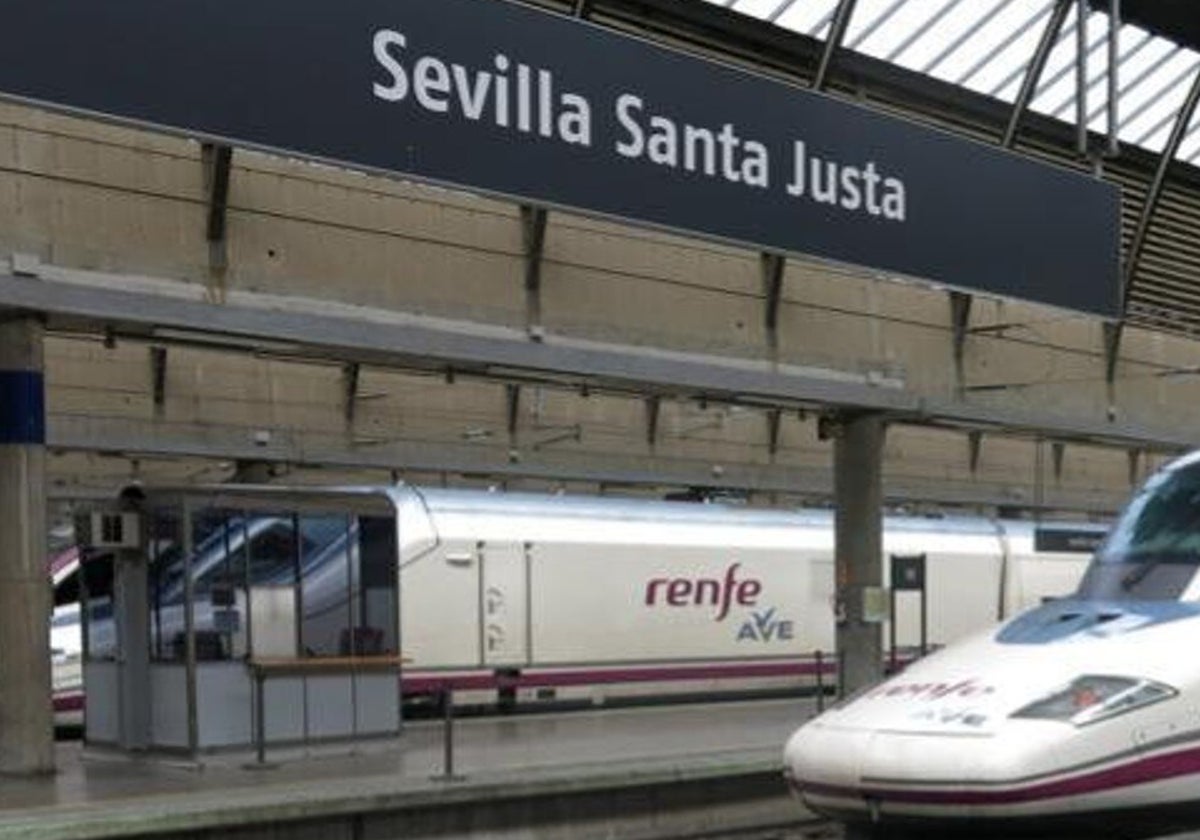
[0,697,816,839]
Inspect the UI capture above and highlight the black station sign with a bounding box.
[1033,527,1107,554]
[0,0,1121,316]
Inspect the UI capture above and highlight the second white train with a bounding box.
[53,487,1102,720]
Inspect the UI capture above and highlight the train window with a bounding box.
[1079,462,1200,600]
[55,569,80,607]
[51,610,79,629]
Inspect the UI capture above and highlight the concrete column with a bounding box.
[833,412,886,697]
[0,317,54,775]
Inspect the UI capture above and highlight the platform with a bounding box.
[0,697,819,840]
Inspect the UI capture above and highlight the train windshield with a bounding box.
[1077,460,1200,600]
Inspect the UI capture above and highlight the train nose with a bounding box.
[783,723,866,798]
[784,717,1076,823]
[785,721,999,821]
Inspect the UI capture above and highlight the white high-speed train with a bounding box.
[51,486,1101,726]
[784,451,1200,839]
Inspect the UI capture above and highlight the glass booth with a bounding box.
[79,486,403,754]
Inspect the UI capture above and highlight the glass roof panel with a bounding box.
[919,0,1025,79]
[886,0,980,71]
[772,0,839,36]
[720,0,777,19]
[1179,120,1200,161]
[701,0,1200,162]
[851,0,953,63]
[955,3,1057,95]
[1119,36,1180,87]
[1118,59,1200,152]
[722,0,788,21]
[843,0,907,51]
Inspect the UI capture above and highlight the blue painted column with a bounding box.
[0,318,53,775]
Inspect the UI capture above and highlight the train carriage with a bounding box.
[51,486,1102,724]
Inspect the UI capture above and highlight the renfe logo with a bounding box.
[644,563,761,621]
[867,678,996,702]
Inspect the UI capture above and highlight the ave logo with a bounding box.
[736,607,794,642]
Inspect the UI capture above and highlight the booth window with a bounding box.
[81,552,116,661]
[148,508,183,662]
[144,504,398,663]
[149,507,252,662]
[299,515,350,657]
[245,513,301,659]
[298,515,398,657]
[354,516,398,656]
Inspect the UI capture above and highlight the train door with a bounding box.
[480,541,528,667]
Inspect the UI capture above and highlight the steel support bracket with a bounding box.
[645,395,661,448]
[343,362,360,424]
[1052,441,1066,482]
[150,345,167,412]
[521,205,548,339]
[950,291,973,383]
[761,252,786,342]
[767,407,782,458]
[532,424,582,452]
[1103,320,1122,386]
[506,383,521,439]
[201,143,233,274]
[967,429,982,474]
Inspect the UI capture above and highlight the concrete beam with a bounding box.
[45,415,1133,512]
[0,270,913,414]
[1,270,1194,452]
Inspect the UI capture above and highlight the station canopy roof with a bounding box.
[706,0,1200,164]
